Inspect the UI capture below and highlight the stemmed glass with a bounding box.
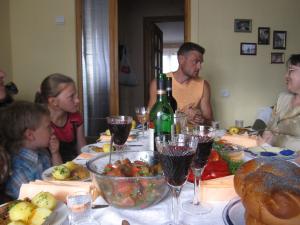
[156,134,198,225]
[135,106,149,137]
[182,125,215,215]
[106,116,132,151]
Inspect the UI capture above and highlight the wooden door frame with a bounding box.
[75,0,190,114]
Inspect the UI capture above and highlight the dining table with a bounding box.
[65,129,254,225]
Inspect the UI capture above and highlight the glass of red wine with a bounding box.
[182,125,215,215]
[106,116,132,151]
[156,134,198,225]
[135,106,149,137]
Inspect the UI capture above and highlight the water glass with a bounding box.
[235,120,244,128]
[67,191,100,225]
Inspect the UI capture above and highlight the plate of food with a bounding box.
[97,129,138,142]
[80,143,108,154]
[42,161,90,181]
[223,197,245,225]
[244,145,298,160]
[0,192,68,225]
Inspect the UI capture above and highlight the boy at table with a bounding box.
[0,101,62,199]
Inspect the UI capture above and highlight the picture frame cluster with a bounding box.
[234,19,286,64]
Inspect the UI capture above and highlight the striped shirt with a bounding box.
[5,148,51,199]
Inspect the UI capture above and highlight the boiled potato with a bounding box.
[7,221,26,225]
[29,207,52,225]
[105,129,111,136]
[9,201,34,223]
[103,143,112,153]
[64,161,78,171]
[52,165,70,180]
[31,192,57,210]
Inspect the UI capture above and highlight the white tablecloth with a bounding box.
[68,131,232,225]
[62,182,229,225]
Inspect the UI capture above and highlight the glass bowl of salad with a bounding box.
[86,150,169,209]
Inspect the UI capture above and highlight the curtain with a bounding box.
[82,0,110,137]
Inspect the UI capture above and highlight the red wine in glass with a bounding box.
[193,139,214,169]
[159,146,195,186]
[108,122,131,146]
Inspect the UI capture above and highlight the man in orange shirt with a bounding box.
[148,42,213,125]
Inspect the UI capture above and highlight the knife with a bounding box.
[91,204,109,209]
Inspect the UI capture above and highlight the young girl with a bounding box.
[35,73,86,162]
[0,101,61,199]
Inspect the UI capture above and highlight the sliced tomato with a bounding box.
[208,150,220,162]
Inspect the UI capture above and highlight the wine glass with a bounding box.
[135,106,149,137]
[182,125,215,215]
[106,116,132,151]
[156,134,198,225]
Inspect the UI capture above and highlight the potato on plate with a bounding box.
[29,207,52,225]
[8,201,34,223]
[52,165,71,180]
[31,192,57,210]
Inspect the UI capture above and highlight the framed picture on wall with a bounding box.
[258,27,270,45]
[271,52,285,64]
[240,43,257,55]
[273,31,287,49]
[234,19,252,32]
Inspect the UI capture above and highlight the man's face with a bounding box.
[179,50,203,78]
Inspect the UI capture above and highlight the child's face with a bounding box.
[32,115,53,148]
[55,83,80,113]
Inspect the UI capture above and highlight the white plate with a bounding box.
[245,146,298,160]
[222,197,245,225]
[42,166,90,181]
[52,201,69,225]
[81,143,106,154]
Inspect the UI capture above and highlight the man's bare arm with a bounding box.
[147,79,157,110]
[199,80,213,124]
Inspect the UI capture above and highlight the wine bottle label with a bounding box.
[157,90,166,95]
[149,128,154,151]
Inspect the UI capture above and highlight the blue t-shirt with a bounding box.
[5,148,51,199]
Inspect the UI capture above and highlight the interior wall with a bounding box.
[0,0,12,81]
[191,0,300,128]
[118,0,184,116]
[9,0,77,101]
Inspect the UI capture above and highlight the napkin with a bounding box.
[18,180,98,202]
[221,134,257,148]
[200,175,237,201]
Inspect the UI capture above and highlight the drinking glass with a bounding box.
[67,191,100,225]
[135,106,149,137]
[156,134,198,225]
[182,125,215,215]
[172,111,187,135]
[106,116,132,151]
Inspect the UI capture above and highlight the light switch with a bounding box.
[221,89,230,97]
[55,16,65,25]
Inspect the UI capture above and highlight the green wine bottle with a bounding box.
[149,73,174,151]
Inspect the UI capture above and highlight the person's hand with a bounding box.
[257,130,274,146]
[181,104,205,125]
[49,134,60,156]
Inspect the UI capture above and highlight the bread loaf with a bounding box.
[234,158,300,225]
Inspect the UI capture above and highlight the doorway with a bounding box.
[75,0,190,139]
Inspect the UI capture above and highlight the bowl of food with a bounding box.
[86,150,169,209]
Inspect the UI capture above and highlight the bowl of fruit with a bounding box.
[86,150,169,209]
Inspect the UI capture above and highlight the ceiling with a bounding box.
[156,21,184,44]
